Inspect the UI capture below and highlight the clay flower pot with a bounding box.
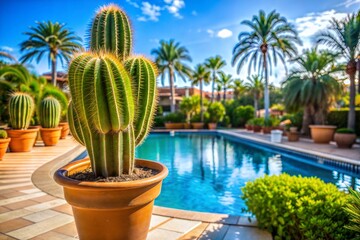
[58,122,70,139]
[262,126,272,134]
[183,122,191,129]
[334,133,357,148]
[253,125,261,133]
[287,131,300,142]
[208,123,217,130]
[309,125,336,144]
[40,127,62,146]
[245,124,253,131]
[54,158,168,240]
[0,138,11,160]
[29,125,42,144]
[165,123,184,129]
[191,122,204,129]
[6,128,38,152]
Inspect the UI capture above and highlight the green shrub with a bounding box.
[221,115,231,127]
[242,174,355,240]
[233,105,254,127]
[207,102,226,123]
[191,112,209,123]
[246,118,254,125]
[327,110,360,135]
[153,116,165,127]
[252,117,264,126]
[344,188,360,237]
[336,128,355,134]
[164,112,186,123]
[0,130,7,139]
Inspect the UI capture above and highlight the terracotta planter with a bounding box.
[191,122,204,129]
[334,133,357,148]
[54,158,168,240]
[245,124,253,131]
[184,123,191,129]
[208,123,217,130]
[165,123,184,129]
[58,122,70,139]
[0,138,10,160]
[262,126,272,134]
[287,131,300,142]
[253,125,261,133]
[6,128,38,152]
[40,127,62,146]
[29,125,42,145]
[309,125,336,144]
[289,127,298,133]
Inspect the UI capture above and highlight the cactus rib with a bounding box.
[8,92,35,130]
[39,96,61,128]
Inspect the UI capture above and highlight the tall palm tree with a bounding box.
[20,21,82,86]
[151,39,192,112]
[0,49,17,63]
[232,10,301,119]
[218,72,233,101]
[191,64,210,122]
[232,79,246,100]
[317,11,360,130]
[205,56,226,103]
[245,75,264,118]
[283,48,342,135]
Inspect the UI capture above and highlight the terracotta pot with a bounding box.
[29,125,42,145]
[0,138,10,160]
[6,128,38,152]
[262,126,272,134]
[309,125,336,144]
[40,127,62,146]
[208,123,217,130]
[191,122,204,129]
[253,125,261,132]
[245,124,253,131]
[289,127,298,133]
[58,122,70,139]
[165,123,184,129]
[287,131,300,142]
[184,123,191,129]
[334,133,357,148]
[54,158,168,240]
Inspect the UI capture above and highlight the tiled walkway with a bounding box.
[0,136,271,240]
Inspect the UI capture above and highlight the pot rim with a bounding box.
[54,158,168,190]
[309,125,337,129]
[0,138,11,143]
[40,127,62,131]
[6,128,39,133]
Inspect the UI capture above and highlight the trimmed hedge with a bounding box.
[242,174,355,240]
[327,110,360,135]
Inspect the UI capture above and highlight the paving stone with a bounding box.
[147,228,183,240]
[24,199,66,212]
[31,195,57,203]
[19,189,41,194]
[0,233,17,240]
[0,183,33,191]
[23,210,60,222]
[0,192,46,206]
[0,218,33,233]
[51,204,73,215]
[29,231,76,240]
[223,226,272,240]
[0,209,32,223]
[159,218,201,233]
[237,217,258,226]
[3,199,38,210]
[198,223,229,240]
[0,207,10,214]
[149,215,170,229]
[53,222,77,237]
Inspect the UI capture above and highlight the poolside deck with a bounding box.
[0,136,271,240]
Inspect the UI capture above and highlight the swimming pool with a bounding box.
[135,132,360,215]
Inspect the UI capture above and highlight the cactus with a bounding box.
[8,92,35,130]
[0,130,7,139]
[68,4,158,177]
[39,96,61,128]
[90,4,132,61]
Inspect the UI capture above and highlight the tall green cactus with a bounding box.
[8,92,35,130]
[39,96,61,128]
[90,4,132,61]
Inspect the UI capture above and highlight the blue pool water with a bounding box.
[135,132,360,215]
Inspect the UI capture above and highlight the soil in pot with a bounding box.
[6,128,38,152]
[40,127,62,146]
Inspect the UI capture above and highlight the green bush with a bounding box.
[190,112,209,123]
[153,116,165,127]
[164,112,186,123]
[207,102,226,123]
[344,188,360,237]
[336,128,355,134]
[221,115,231,127]
[252,117,264,126]
[246,118,254,125]
[242,174,355,240]
[327,110,360,135]
[232,105,254,127]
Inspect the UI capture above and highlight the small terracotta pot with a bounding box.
[0,138,10,160]
[208,123,217,130]
[287,131,300,142]
[54,158,168,240]
[262,126,272,134]
[165,123,184,129]
[191,122,204,129]
[309,125,336,144]
[40,127,62,146]
[183,123,191,129]
[334,133,357,148]
[29,125,42,146]
[58,122,70,139]
[245,124,253,131]
[253,125,261,132]
[6,128,38,152]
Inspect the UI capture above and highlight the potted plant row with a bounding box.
[164,112,185,129]
[53,5,168,240]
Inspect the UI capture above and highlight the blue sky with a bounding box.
[1,0,359,89]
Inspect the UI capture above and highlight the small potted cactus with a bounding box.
[0,130,10,160]
[6,92,38,152]
[39,97,62,146]
[334,128,357,148]
[54,4,168,240]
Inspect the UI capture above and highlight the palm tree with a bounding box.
[191,64,210,122]
[245,75,264,118]
[20,21,82,86]
[282,48,342,135]
[0,49,17,63]
[151,39,192,112]
[232,10,301,119]
[317,11,360,130]
[218,72,233,101]
[205,56,226,103]
[232,79,246,100]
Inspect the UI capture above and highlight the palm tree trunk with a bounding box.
[348,71,356,129]
[301,106,312,135]
[169,67,176,113]
[357,59,360,94]
[211,72,215,103]
[263,53,270,119]
[254,94,258,118]
[223,87,226,101]
[51,58,57,86]
[200,80,204,122]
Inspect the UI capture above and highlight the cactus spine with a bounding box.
[68,4,158,177]
[8,92,35,130]
[39,96,61,128]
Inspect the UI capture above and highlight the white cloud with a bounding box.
[217,28,233,38]
[337,0,360,7]
[207,29,215,37]
[191,10,197,16]
[0,46,14,52]
[138,2,161,22]
[126,0,139,8]
[165,0,185,19]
